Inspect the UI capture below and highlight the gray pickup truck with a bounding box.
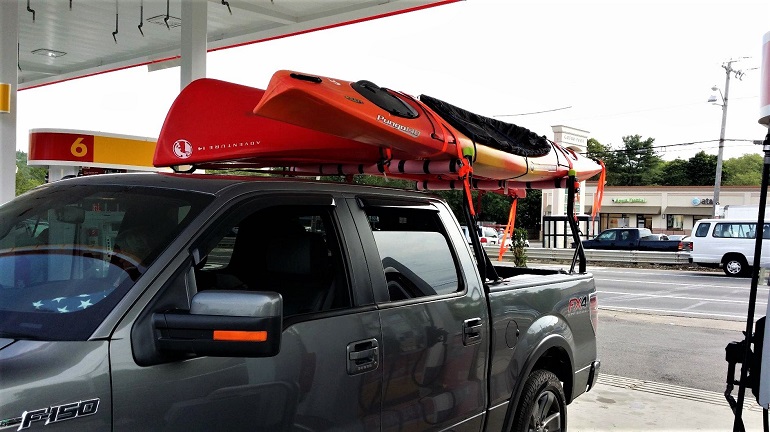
[0,173,599,431]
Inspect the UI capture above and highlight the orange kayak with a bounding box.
[253,70,462,160]
[253,70,602,182]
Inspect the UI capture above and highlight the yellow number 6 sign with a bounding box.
[71,138,88,157]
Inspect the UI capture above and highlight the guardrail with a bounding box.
[485,246,692,265]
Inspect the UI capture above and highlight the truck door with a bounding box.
[618,229,632,249]
[350,197,488,431]
[108,195,383,431]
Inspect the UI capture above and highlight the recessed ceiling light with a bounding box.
[147,15,182,28]
[31,48,66,58]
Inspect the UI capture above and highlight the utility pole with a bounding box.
[711,59,749,217]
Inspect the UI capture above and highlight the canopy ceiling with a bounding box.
[15,0,457,89]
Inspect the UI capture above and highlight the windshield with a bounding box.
[0,183,213,340]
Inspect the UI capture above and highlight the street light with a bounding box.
[708,59,749,217]
[709,81,729,218]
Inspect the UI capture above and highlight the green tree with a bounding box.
[612,135,663,186]
[659,158,691,186]
[723,153,762,186]
[516,189,542,231]
[586,138,616,182]
[685,151,721,186]
[15,151,47,195]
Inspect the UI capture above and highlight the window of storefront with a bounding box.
[667,215,684,230]
[637,215,652,229]
[600,213,631,230]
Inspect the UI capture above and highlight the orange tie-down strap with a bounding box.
[498,198,518,262]
[591,160,607,222]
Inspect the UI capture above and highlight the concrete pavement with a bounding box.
[570,374,766,431]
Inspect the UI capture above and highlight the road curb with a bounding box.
[598,374,764,412]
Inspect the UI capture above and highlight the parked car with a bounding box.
[478,226,500,245]
[460,225,497,245]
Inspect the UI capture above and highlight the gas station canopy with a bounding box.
[0,0,458,204]
[16,0,456,89]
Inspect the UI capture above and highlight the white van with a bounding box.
[690,218,770,276]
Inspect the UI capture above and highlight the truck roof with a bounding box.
[34,171,439,200]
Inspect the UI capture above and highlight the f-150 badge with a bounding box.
[0,398,99,430]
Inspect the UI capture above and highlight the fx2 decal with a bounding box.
[567,295,588,314]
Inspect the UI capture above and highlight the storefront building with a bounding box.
[578,184,763,236]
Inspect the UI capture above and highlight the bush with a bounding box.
[512,228,528,267]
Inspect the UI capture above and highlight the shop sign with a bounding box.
[691,197,714,206]
[612,198,647,203]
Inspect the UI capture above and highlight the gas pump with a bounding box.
[725,133,770,432]
[724,31,770,432]
[725,137,770,432]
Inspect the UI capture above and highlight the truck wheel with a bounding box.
[511,370,566,432]
[723,255,748,277]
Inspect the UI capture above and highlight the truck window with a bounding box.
[363,206,461,300]
[0,185,212,341]
[597,230,616,241]
[194,205,350,316]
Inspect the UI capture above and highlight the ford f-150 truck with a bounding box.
[581,227,684,252]
[0,173,599,431]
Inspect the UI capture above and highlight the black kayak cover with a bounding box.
[419,94,551,158]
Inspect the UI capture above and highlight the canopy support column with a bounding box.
[180,0,207,90]
[0,0,18,204]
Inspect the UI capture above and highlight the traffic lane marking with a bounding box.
[598,290,768,304]
[600,305,762,321]
[595,277,755,290]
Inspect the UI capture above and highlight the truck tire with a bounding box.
[511,369,566,432]
[723,254,748,277]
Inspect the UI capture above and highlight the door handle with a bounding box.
[347,338,379,375]
[463,318,483,346]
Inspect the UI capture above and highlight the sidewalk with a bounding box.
[570,374,766,431]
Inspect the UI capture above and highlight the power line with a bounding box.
[580,138,758,156]
[493,106,572,117]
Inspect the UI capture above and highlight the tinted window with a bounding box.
[364,206,461,300]
[194,205,350,317]
[0,184,212,340]
[695,223,711,237]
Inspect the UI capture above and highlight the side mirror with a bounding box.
[55,206,85,224]
[153,291,283,358]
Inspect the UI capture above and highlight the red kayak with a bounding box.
[154,78,409,168]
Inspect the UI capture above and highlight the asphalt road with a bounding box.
[587,266,765,393]
[597,309,745,393]
[592,266,769,321]
[516,262,766,393]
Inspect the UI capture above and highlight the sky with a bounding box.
[15,0,770,163]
